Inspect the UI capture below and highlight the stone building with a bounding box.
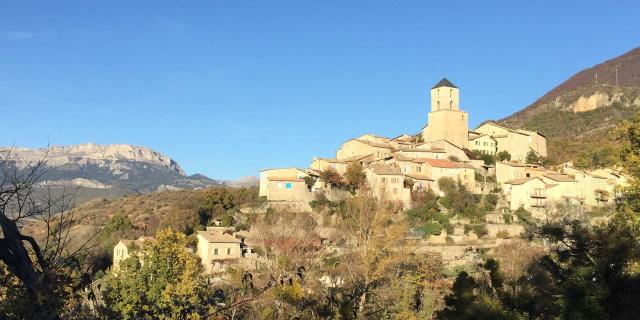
[421,78,469,149]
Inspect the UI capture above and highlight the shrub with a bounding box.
[471,224,489,238]
[303,176,316,190]
[502,213,513,224]
[344,162,366,191]
[319,167,345,188]
[484,194,499,211]
[419,221,443,236]
[496,230,510,239]
[481,154,496,165]
[496,150,511,162]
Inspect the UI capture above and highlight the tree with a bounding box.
[496,151,511,162]
[480,153,495,166]
[0,149,94,319]
[101,228,214,319]
[344,162,366,192]
[319,167,345,188]
[526,150,540,164]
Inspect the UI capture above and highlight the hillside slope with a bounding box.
[499,46,640,167]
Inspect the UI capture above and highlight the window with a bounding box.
[285,183,292,189]
[213,248,219,255]
[227,248,231,255]
[381,177,386,183]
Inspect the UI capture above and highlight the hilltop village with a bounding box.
[107,79,629,291]
[259,78,626,215]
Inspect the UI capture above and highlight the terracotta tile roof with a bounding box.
[369,164,403,175]
[267,176,305,182]
[543,173,577,182]
[353,139,393,149]
[504,177,539,185]
[197,230,241,243]
[422,159,471,169]
[397,146,446,153]
[405,173,434,181]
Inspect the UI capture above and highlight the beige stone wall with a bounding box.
[429,140,470,161]
[470,135,497,155]
[431,86,460,111]
[423,110,469,149]
[266,180,312,202]
[310,159,348,175]
[475,123,547,161]
[336,140,390,160]
[112,242,130,269]
[496,162,526,184]
[365,170,411,207]
[196,235,242,274]
[425,166,475,192]
[505,178,547,212]
[259,168,307,197]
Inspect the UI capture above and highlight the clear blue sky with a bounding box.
[1,1,639,180]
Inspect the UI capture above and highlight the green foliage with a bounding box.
[439,178,484,222]
[525,150,540,164]
[484,194,499,211]
[496,151,511,162]
[302,175,315,190]
[102,229,213,319]
[502,213,513,224]
[481,153,496,165]
[513,207,531,220]
[418,221,444,236]
[470,224,488,238]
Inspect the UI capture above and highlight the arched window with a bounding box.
[450,101,453,109]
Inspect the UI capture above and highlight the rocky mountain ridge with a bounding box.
[1,143,241,204]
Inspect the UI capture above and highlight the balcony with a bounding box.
[529,191,547,198]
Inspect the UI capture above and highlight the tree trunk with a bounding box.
[0,214,60,320]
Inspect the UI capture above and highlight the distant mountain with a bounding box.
[498,46,640,167]
[1,143,225,204]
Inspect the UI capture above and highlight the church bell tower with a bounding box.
[422,78,469,149]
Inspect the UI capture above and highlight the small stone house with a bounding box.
[112,236,154,270]
[196,228,242,274]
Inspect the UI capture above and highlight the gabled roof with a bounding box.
[368,164,403,175]
[422,159,471,169]
[405,173,434,181]
[475,122,530,136]
[197,230,241,243]
[504,177,543,185]
[353,139,393,149]
[267,176,305,182]
[543,173,577,182]
[432,78,457,89]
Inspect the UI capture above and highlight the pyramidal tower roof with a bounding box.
[432,78,457,89]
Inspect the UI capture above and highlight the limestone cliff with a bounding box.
[1,143,223,204]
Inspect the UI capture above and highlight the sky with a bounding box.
[1,1,639,180]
